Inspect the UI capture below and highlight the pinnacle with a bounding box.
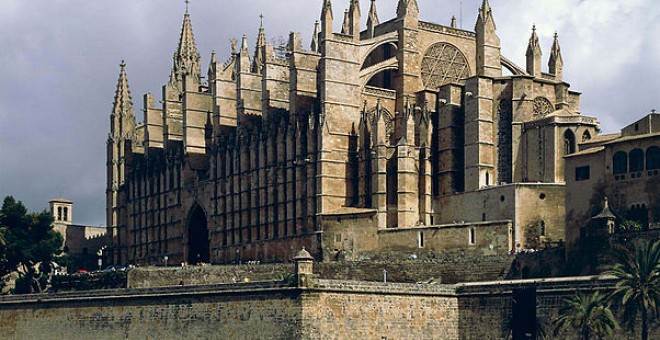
[112,60,135,128]
[368,0,379,26]
[311,21,320,52]
[173,8,201,83]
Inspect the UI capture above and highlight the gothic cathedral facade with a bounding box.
[107,0,599,265]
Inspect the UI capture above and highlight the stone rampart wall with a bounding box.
[1,276,658,339]
[0,282,302,340]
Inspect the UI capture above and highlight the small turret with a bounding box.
[366,0,379,38]
[321,0,333,40]
[526,25,542,78]
[549,32,563,81]
[397,0,419,25]
[348,0,361,41]
[252,19,267,74]
[475,0,501,77]
[451,16,457,29]
[341,9,350,34]
[207,50,217,83]
[239,34,250,72]
[311,21,321,52]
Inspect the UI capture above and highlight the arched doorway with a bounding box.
[187,205,209,265]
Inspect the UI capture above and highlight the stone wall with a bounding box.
[1,276,658,339]
[0,277,660,339]
[0,283,303,340]
[128,263,294,288]
[127,255,517,288]
[303,281,460,339]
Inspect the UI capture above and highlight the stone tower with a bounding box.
[106,61,136,264]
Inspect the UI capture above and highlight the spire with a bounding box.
[321,0,334,38]
[397,0,419,21]
[173,9,201,86]
[241,34,249,53]
[252,18,267,74]
[238,34,250,72]
[311,20,320,52]
[451,16,457,28]
[475,0,500,77]
[348,0,361,40]
[341,9,350,34]
[367,0,379,38]
[549,32,564,80]
[210,50,217,64]
[476,0,496,29]
[526,25,543,77]
[111,60,136,137]
[208,50,217,80]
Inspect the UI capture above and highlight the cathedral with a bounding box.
[107,0,600,266]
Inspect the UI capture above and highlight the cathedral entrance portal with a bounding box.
[187,205,209,265]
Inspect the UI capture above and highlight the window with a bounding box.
[469,227,476,245]
[630,149,644,172]
[57,207,62,221]
[540,221,546,237]
[418,231,425,248]
[582,130,592,142]
[63,207,68,221]
[613,151,628,175]
[564,130,576,155]
[575,166,591,181]
[647,146,660,170]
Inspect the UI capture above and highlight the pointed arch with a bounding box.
[582,130,592,142]
[186,203,209,264]
[563,130,576,155]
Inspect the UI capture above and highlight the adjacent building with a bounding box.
[50,198,108,256]
[565,113,660,249]
[107,0,600,265]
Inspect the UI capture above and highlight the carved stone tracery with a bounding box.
[421,43,470,90]
[533,97,553,117]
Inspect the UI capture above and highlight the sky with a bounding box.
[0,0,659,227]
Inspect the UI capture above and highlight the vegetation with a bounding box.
[553,290,619,339]
[0,196,63,294]
[604,239,660,340]
[617,220,643,233]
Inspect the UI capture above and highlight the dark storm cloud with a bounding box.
[0,0,658,226]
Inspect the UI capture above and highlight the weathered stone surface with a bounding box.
[106,0,600,267]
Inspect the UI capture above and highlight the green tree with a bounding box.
[0,196,63,294]
[605,239,660,340]
[553,290,619,339]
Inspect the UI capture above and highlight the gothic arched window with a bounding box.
[582,130,592,142]
[564,130,576,155]
[647,146,660,170]
[613,151,628,174]
[629,149,644,172]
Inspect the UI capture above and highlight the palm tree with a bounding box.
[605,239,660,340]
[553,290,619,339]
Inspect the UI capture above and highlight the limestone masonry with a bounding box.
[106,0,600,266]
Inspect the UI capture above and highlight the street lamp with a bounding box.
[164,255,169,267]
